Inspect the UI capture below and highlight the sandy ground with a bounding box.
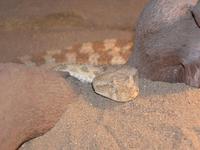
[19,77,200,149]
[0,0,147,62]
[1,0,200,149]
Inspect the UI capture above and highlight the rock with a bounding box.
[192,1,200,27]
[127,0,200,88]
[93,66,139,102]
[0,63,77,150]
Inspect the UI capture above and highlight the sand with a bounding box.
[0,0,200,149]
[19,78,200,149]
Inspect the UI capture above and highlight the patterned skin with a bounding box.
[18,38,133,67]
[16,38,133,83]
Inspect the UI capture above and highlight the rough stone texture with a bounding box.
[127,0,200,88]
[0,63,77,150]
[192,0,200,27]
[93,65,139,102]
[54,64,139,102]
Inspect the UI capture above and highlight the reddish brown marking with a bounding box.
[71,43,82,51]
[116,39,133,62]
[23,39,134,66]
[68,43,90,64]
[93,41,105,51]
[52,43,82,63]
[76,51,89,64]
[115,39,132,48]
[31,51,46,66]
[52,50,67,63]
[119,50,132,62]
[92,43,113,65]
[63,43,82,54]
